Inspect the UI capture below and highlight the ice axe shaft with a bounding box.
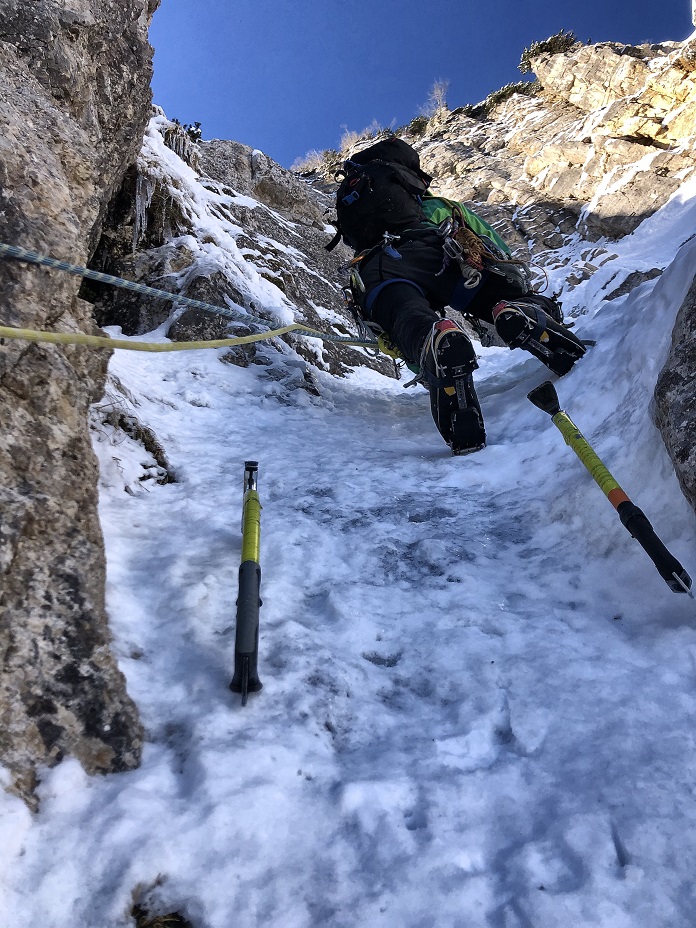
[230,461,263,705]
[528,382,692,596]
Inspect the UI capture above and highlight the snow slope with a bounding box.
[1,169,696,928]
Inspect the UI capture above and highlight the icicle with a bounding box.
[161,122,200,170]
[133,173,155,252]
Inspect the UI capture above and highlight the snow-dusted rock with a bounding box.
[91,114,394,379]
[199,139,324,226]
[411,38,696,246]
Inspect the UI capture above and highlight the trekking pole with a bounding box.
[230,461,263,705]
[527,381,693,597]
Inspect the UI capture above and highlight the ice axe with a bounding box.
[230,461,263,705]
[527,381,693,597]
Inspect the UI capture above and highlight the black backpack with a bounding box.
[325,138,432,252]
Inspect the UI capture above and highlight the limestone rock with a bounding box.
[166,274,242,343]
[603,268,663,301]
[199,139,324,226]
[167,307,233,343]
[533,43,653,112]
[409,38,696,247]
[0,0,158,805]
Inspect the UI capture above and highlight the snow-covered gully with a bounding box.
[2,185,696,928]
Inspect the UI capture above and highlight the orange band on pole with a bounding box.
[608,488,631,509]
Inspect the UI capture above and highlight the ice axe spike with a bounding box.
[528,382,693,597]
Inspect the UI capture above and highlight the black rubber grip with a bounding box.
[617,501,692,593]
[230,561,263,695]
[235,561,261,652]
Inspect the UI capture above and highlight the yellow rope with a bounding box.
[0,324,370,352]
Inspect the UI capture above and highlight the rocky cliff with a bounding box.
[0,0,159,803]
[406,39,696,245]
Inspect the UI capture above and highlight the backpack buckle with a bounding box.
[381,232,402,260]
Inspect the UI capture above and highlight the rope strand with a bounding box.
[0,242,378,350]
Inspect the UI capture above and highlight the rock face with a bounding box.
[199,139,325,226]
[88,114,394,381]
[0,0,159,803]
[653,275,696,512]
[405,39,696,255]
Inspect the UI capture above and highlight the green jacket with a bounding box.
[421,194,511,256]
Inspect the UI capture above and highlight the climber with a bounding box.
[326,137,587,455]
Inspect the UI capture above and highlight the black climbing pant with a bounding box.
[357,235,526,364]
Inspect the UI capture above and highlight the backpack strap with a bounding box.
[325,223,343,252]
[325,160,360,251]
[364,278,425,316]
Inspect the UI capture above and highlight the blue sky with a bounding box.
[150,0,694,167]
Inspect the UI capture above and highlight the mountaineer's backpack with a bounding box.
[324,137,535,300]
[325,137,432,252]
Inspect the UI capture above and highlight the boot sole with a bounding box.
[450,408,486,455]
[435,332,478,379]
[494,307,586,376]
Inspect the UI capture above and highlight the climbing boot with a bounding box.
[422,319,486,455]
[492,300,586,376]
